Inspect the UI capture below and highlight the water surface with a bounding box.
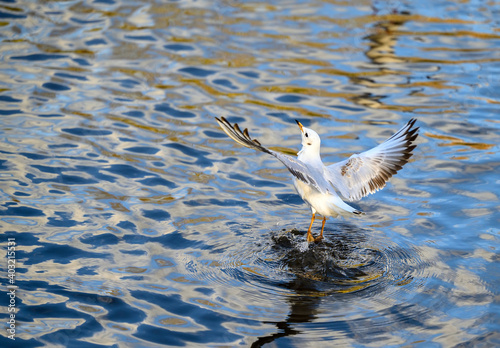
[0,0,499,347]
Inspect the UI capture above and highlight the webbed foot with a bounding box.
[306,231,315,243]
[314,235,323,242]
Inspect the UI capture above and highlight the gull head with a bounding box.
[295,120,321,157]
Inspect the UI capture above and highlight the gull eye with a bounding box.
[305,133,308,137]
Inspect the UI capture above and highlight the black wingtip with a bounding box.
[215,116,228,126]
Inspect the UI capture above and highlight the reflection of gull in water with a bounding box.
[215,117,418,242]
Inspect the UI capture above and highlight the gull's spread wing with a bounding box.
[215,116,331,194]
[326,119,419,201]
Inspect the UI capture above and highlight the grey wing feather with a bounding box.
[326,118,419,201]
[215,116,330,194]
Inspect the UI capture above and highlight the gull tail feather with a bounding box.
[330,196,363,217]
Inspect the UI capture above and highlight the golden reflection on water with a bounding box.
[426,132,496,150]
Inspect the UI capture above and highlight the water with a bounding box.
[1,0,499,346]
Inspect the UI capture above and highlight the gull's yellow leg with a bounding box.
[306,213,315,242]
[315,217,326,242]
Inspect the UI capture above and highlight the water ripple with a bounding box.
[192,224,427,299]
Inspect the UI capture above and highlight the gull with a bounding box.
[215,117,419,242]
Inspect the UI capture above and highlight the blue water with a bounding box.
[0,0,499,346]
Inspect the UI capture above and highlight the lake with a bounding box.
[0,0,499,347]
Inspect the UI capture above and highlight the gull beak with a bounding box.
[295,120,304,133]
